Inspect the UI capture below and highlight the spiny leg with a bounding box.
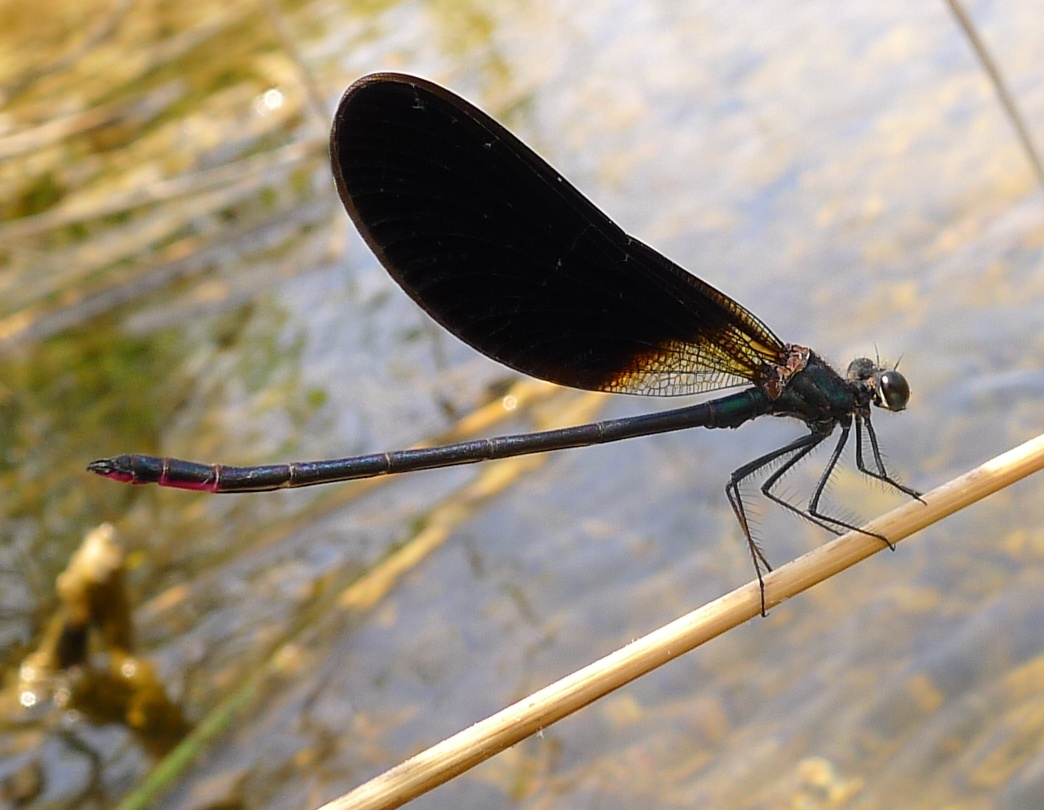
[760,422,900,555]
[730,418,918,614]
[726,430,827,614]
[754,422,897,554]
[755,427,876,542]
[801,423,893,546]
[855,415,923,500]
[758,428,867,537]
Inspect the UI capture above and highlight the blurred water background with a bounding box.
[0,1,1042,807]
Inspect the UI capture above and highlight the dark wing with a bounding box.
[330,73,784,397]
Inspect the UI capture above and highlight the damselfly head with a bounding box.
[846,357,911,412]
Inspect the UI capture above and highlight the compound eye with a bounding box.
[877,369,911,411]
